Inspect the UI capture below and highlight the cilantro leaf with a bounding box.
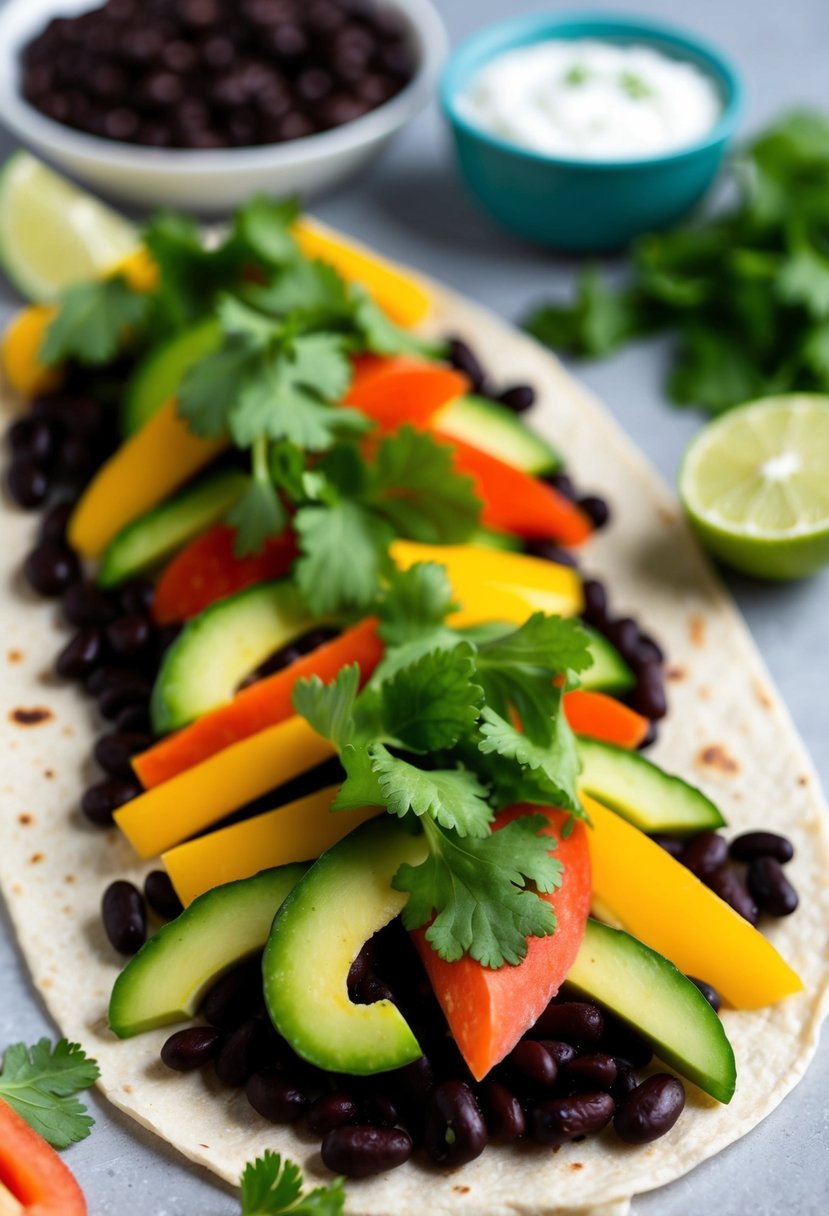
[380,644,482,752]
[40,275,149,367]
[370,743,492,837]
[478,698,584,815]
[524,268,649,358]
[225,474,286,556]
[393,816,561,968]
[142,210,250,329]
[294,501,395,614]
[239,1150,345,1216]
[777,232,829,318]
[0,1039,99,1149]
[233,196,299,269]
[351,283,446,358]
[376,562,458,647]
[247,257,350,318]
[368,427,482,542]
[292,663,361,751]
[178,342,254,437]
[332,740,386,810]
[668,325,767,414]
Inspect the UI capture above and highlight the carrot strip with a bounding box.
[345,357,469,430]
[564,689,650,748]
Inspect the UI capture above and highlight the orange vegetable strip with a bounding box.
[564,690,650,749]
[344,358,469,430]
[0,1099,86,1215]
[134,618,382,789]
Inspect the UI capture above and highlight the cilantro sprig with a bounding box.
[240,1150,344,1216]
[0,1038,100,1149]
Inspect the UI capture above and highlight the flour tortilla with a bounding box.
[1,262,828,1216]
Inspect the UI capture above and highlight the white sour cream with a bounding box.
[458,40,722,160]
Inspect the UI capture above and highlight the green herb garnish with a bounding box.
[240,1150,345,1216]
[0,1038,100,1149]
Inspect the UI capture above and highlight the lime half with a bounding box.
[679,394,829,580]
[0,152,138,302]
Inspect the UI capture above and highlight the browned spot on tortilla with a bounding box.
[798,775,809,786]
[453,1187,470,1195]
[29,852,44,865]
[665,664,686,682]
[697,744,739,774]
[698,685,711,702]
[689,614,706,647]
[11,883,22,897]
[41,978,53,989]
[62,725,74,738]
[569,1163,584,1171]
[10,706,53,726]
[62,905,73,915]
[123,1084,133,1094]
[7,649,23,664]
[43,768,55,780]
[64,874,76,884]
[199,1144,210,1150]
[658,506,678,525]
[17,813,34,826]
[754,682,773,710]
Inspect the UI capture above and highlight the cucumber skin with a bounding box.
[580,627,635,693]
[122,316,221,435]
[440,394,561,476]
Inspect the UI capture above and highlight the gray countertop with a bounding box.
[1,0,827,1212]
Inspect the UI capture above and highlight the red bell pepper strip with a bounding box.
[133,618,383,789]
[345,356,469,430]
[564,689,650,749]
[0,1099,86,1215]
[433,431,593,545]
[412,805,592,1081]
[151,524,298,625]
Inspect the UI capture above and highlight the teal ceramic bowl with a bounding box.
[440,11,743,251]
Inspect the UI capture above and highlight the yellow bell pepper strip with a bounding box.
[292,217,431,328]
[583,793,803,1009]
[0,305,62,398]
[162,786,382,906]
[391,541,583,626]
[112,247,158,293]
[115,714,334,859]
[68,398,225,558]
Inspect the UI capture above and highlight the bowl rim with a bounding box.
[0,0,447,174]
[440,9,744,171]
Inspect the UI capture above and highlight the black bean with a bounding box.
[497,384,535,413]
[423,1080,487,1168]
[106,613,154,659]
[81,776,141,826]
[564,1053,618,1091]
[581,578,608,625]
[7,457,49,508]
[599,1013,653,1069]
[144,869,184,920]
[530,1091,615,1145]
[98,682,151,720]
[161,1026,223,1071]
[631,662,668,720]
[63,580,117,626]
[636,719,659,750]
[612,1061,638,1101]
[24,542,79,596]
[607,617,640,659]
[747,857,799,917]
[544,471,576,499]
[101,879,146,954]
[480,1080,525,1141]
[446,337,486,392]
[56,628,104,680]
[201,959,265,1029]
[708,866,759,925]
[156,622,183,654]
[385,1054,434,1107]
[523,539,579,568]
[246,1070,310,1122]
[651,833,685,860]
[688,977,721,1012]
[7,418,34,453]
[532,1001,604,1046]
[115,703,152,734]
[360,1093,399,1127]
[307,1091,359,1135]
[635,632,664,665]
[729,831,794,865]
[86,665,146,696]
[355,974,397,1007]
[322,1125,413,1178]
[33,393,103,435]
[119,577,155,616]
[215,1018,268,1087]
[94,731,150,778]
[682,831,729,880]
[578,495,611,530]
[508,1040,558,1089]
[347,938,377,997]
[40,500,74,544]
[613,1074,685,1144]
[537,1039,577,1068]
[27,418,59,466]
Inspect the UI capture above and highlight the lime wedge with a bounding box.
[679,394,829,579]
[0,152,138,302]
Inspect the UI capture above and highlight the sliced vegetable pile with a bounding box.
[0,158,804,1193]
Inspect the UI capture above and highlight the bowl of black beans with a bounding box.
[0,0,446,212]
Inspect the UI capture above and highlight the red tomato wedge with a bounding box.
[152,524,298,625]
[345,356,469,430]
[0,1099,86,1215]
[564,689,650,749]
[133,618,382,789]
[412,805,591,1081]
[433,431,593,546]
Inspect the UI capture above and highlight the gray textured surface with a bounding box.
[1,0,827,1212]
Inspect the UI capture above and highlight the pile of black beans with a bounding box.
[652,829,798,926]
[21,0,415,150]
[151,921,689,1179]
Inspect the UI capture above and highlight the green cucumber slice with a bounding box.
[98,469,246,589]
[109,865,306,1038]
[438,394,561,476]
[578,738,726,834]
[579,627,635,693]
[121,316,221,435]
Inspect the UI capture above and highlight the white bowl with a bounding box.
[0,0,447,213]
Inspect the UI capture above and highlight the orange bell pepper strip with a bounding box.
[564,690,650,749]
[412,805,592,1081]
[433,431,593,546]
[0,1099,86,1215]
[344,356,469,430]
[133,618,382,788]
[152,524,298,625]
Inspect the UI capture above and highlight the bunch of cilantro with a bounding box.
[524,110,829,414]
[40,197,482,614]
[293,562,594,971]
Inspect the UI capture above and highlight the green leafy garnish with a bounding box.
[40,275,150,367]
[0,1038,100,1149]
[239,1150,345,1216]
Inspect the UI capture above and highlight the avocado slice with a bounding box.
[578,739,726,834]
[150,578,316,733]
[263,816,427,1075]
[438,394,561,477]
[122,316,221,435]
[579,627,635,694]
[567,918,736,1103]
[109,865,306,1039]
[98,469,247,589]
